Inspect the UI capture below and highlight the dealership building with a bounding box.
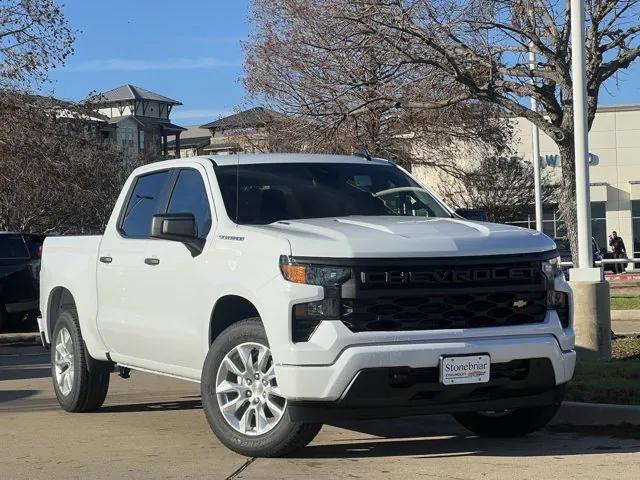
[417,104,640,261]
[512,104,640,259]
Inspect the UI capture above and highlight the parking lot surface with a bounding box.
[1,344,639,479]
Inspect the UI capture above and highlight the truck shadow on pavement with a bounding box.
[91,401,640,459]
[98,397,202,413]
[289,417,640,459]
[0,389,39,404]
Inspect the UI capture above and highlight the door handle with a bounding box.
[99,256,112,264]
[144,257,160,266]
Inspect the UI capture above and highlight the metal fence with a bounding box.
[560,257,640,270]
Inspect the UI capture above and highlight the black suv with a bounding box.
[0,232,45,331]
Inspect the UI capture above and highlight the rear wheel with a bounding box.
[453,403,562,438]
[51,309,111,412]
[201,318,321,457]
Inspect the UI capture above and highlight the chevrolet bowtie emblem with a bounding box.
[513,299,528,308]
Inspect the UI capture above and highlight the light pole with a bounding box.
[570,0,595,273]
[529,47,543,232]
[569,0,610,361]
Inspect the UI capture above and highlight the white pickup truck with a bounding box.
[39,154,574,457]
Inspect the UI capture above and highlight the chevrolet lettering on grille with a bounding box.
[360,266,535,287]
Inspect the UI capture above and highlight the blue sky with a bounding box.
[50,1,251,127]
[50,1,640,127]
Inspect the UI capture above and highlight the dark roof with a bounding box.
[167,136,210,148]
[200,107,276,129]
[160,122,187,133]
[88,84,182,105]
[175,125,211,139]
[202,142,241,151]
[108,116,186,132]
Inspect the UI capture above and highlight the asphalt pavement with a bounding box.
[1,343,639,480]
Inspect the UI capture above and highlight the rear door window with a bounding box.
[166,169,212,239]
[0,235,29,259]
[120,170,171,237]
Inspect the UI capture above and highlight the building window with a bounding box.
[506,208,564,239]
[591,202,607,251]
[138,130,145,151]
[121,127,134,148]
[506,204,604,247]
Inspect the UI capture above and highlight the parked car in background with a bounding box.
[0,232,45,331]
[455,208,489,222]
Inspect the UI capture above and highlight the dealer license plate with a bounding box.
[440,354,491,385]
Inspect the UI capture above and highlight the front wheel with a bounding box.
[201,319,321,457]
[453,402,562,438]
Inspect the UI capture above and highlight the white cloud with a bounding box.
[68,57,240,72]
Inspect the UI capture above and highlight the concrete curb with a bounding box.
[553,401,640,426]
[611,309,640,321]
[0,332,40,345]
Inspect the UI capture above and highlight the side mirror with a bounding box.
[455,208,489,222]
[150,213,204,255]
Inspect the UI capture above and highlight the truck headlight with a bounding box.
[547,290,570,328]
[542,256,562,287]
[291,295,342,342]
[543,256,570,328]
[279,256,351,286]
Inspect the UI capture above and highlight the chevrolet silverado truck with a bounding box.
[39,154,574,457]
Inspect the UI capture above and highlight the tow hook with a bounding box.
[118,366,131,379]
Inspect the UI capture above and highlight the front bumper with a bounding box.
[275,334,576,402]
[289,364,567,423]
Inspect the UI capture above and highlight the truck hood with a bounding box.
[255,216,556,258]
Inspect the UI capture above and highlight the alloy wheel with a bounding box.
[54,327,75,396]
[215,342,286,436]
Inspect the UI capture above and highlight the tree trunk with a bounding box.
[557,137,582,266]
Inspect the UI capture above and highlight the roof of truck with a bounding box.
[197,153,394,167]
[129,154,396,178]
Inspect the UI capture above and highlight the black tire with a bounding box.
[201,318,322,457]
[51,308,111,412]
[453,402,562,438]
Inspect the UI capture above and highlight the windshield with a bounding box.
[215,162,451,225]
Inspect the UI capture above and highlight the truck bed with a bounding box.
[39,235,102,344]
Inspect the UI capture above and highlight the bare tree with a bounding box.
[0,92,140,234]
[330,0,640,260]
[436,155,557,222]
[0,0,74,90]
[244,0,511,169]
[0,2,140,234]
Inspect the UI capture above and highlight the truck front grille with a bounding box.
[339,256,549,333]
[341,290,547,332]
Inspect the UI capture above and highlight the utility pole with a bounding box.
[569,0,610,361]
[570,0,593,271]
[529,47,543,232]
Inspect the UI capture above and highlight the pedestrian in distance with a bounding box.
[609,231,627,274]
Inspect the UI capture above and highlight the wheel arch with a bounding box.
[209,295,261,345]
[46,287,77,340]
